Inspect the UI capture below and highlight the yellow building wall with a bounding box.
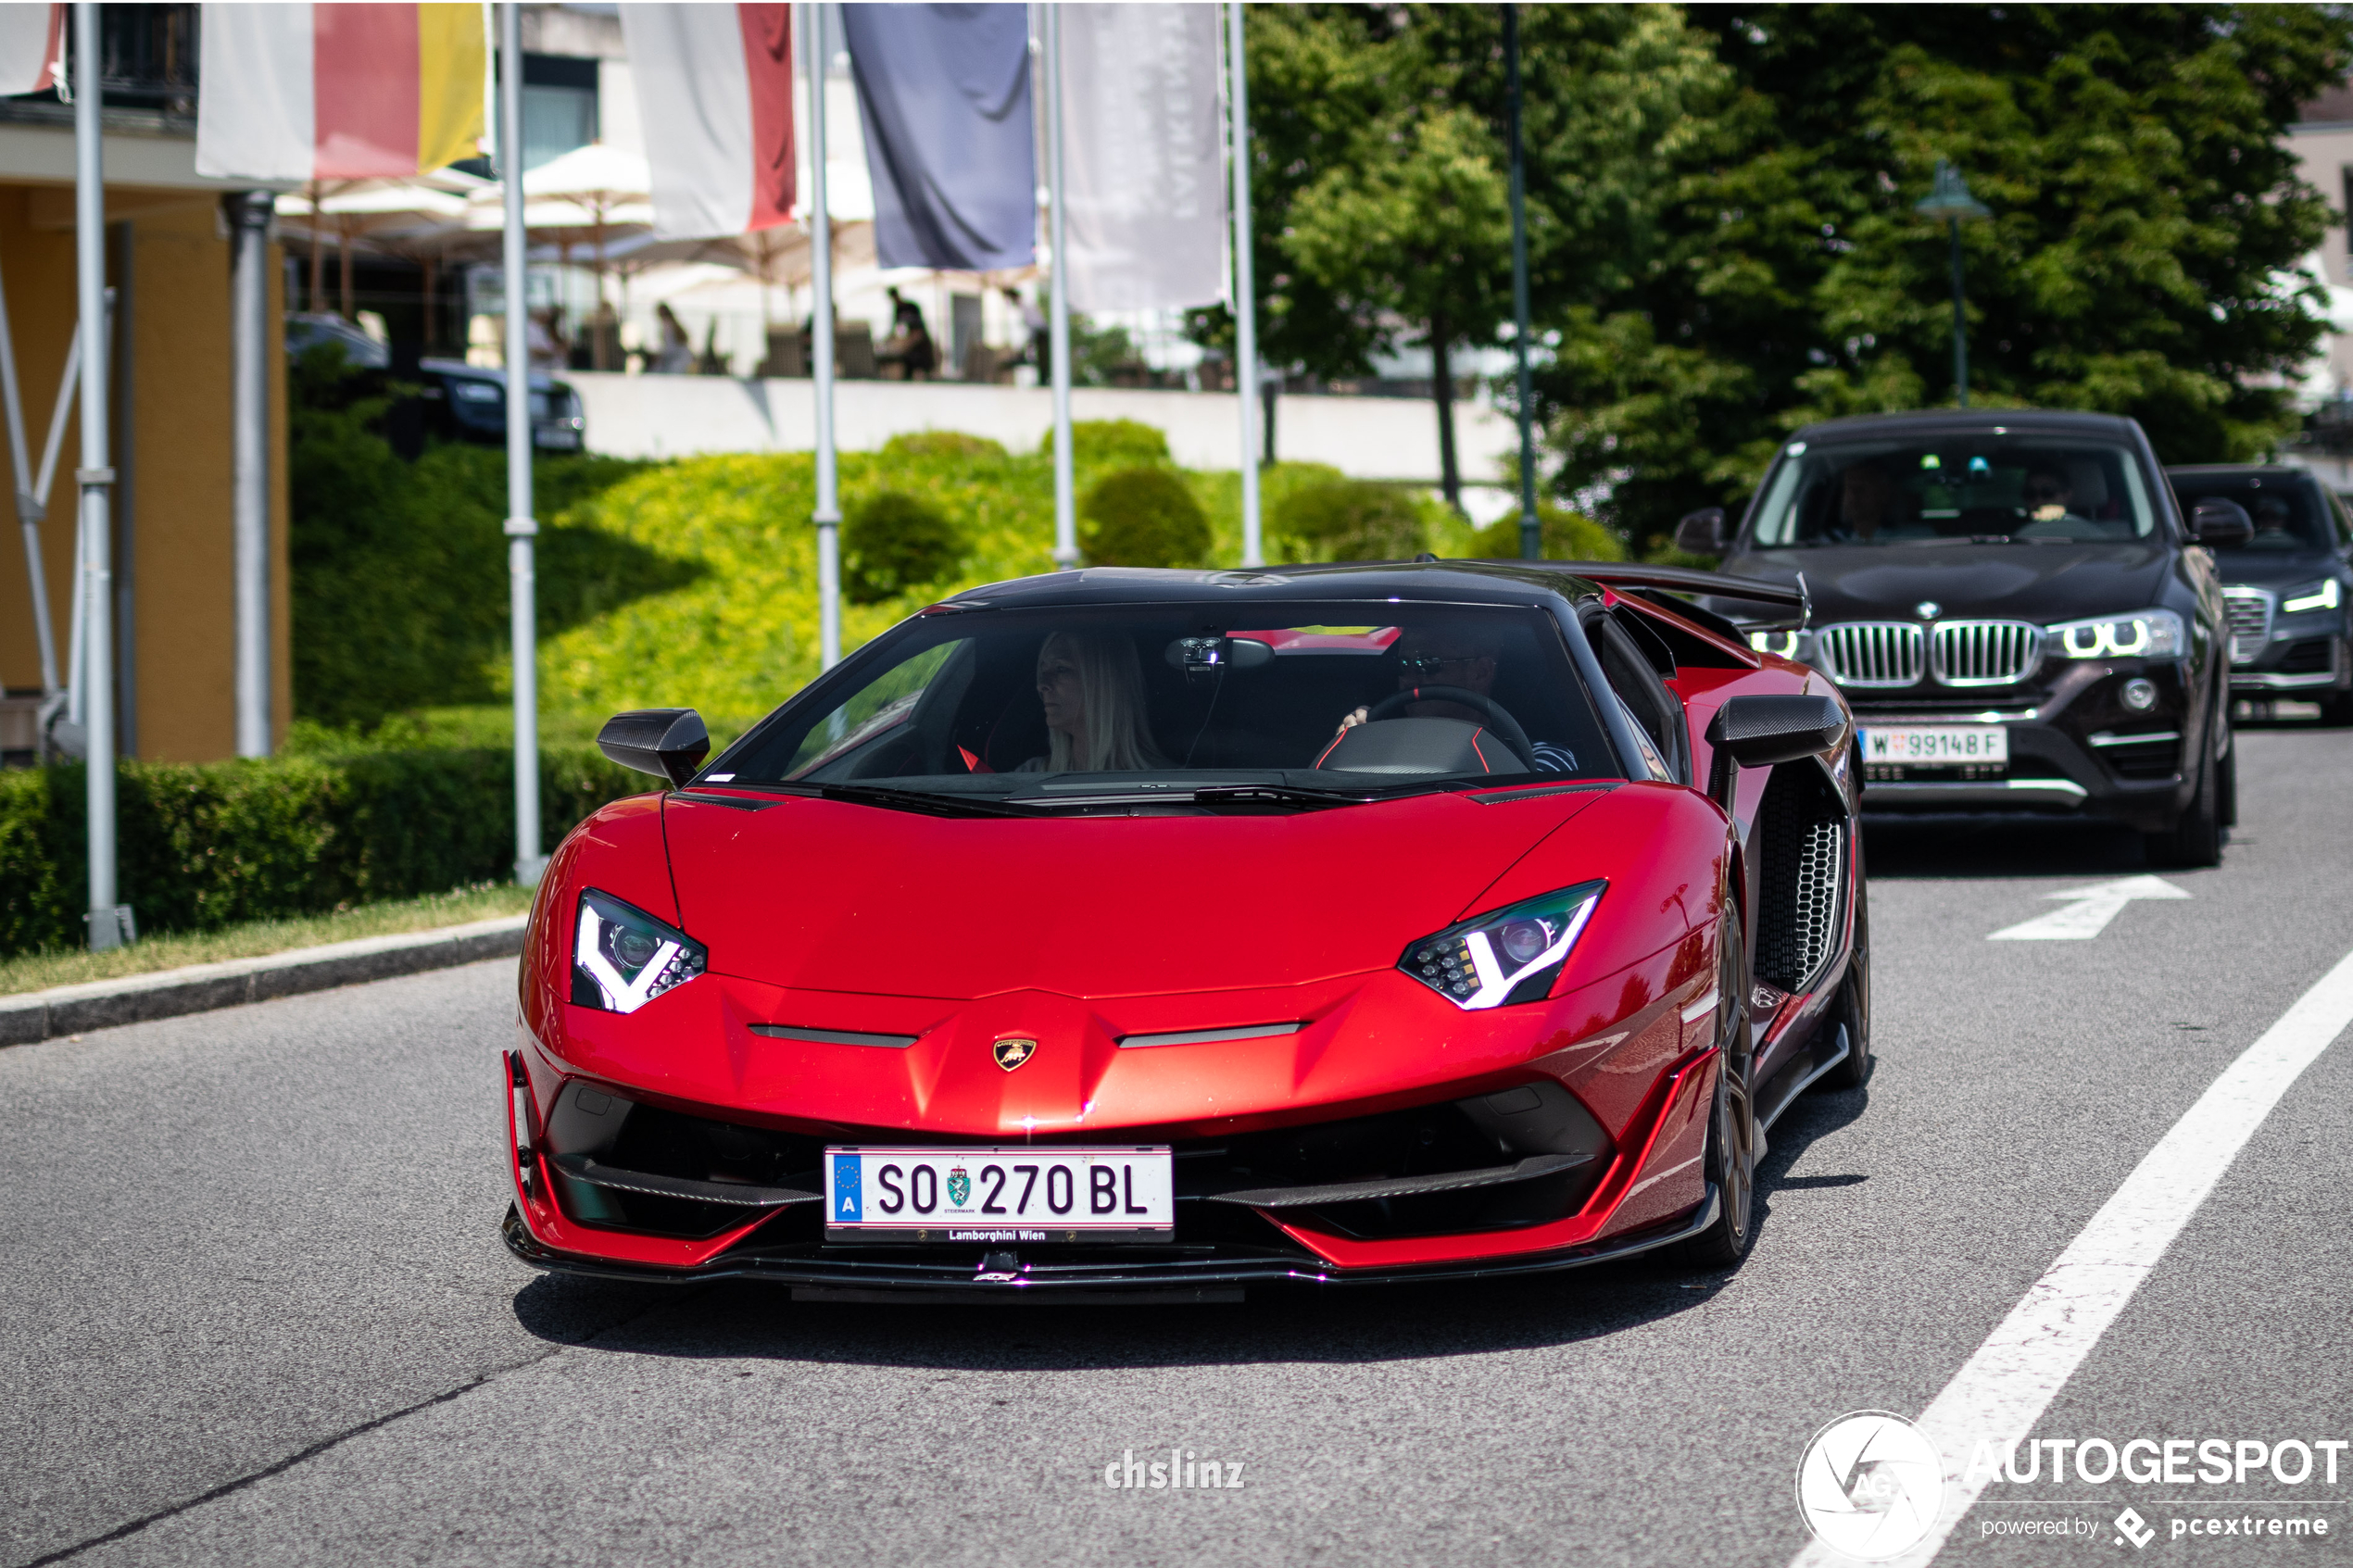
[0,182,289,761]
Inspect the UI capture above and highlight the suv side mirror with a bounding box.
[1704,694,1846,809]
[598,709,711,787]
[2189,497,2252,547]
[1674,506,1728,557]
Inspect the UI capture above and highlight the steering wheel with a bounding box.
[1361,685,1537,771]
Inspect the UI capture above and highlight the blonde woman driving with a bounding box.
[1020,633,1170,772]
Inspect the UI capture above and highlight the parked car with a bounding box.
[500,560,1870,1298]
[1676,408,2237,866]
[2165,464,2353,724]
[416,357,585,451]
[283,311,389,370]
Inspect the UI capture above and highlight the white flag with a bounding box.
[0,4,61,97]
[619,4,796,239]
[1061,4,1225,312]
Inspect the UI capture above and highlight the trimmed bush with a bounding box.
[1042,418,1170,467]
[1080,467,1211,568]
[882,431,1007,462]
[1271,481,1431,563]
[1468,505,1627,562]
[0,748,646,959]
[842,490,968,606]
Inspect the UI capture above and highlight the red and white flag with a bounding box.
[195,3,484,182]
[618,4,794,238]
[0,4,62,97]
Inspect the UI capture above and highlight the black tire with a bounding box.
[2145,715,2223,869]
[1670,896,1757,1270]
[2320,681,2353,727]
[1816,881,1871,1092]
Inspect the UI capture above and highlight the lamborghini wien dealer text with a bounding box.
[500,560,1873,1299]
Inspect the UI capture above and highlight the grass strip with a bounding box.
[0,882,536,997]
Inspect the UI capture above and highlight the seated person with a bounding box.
[1021,633,1169,771]
[2014,460,2110,538]
[1328,630,1578,772]
[2248,494,2298,548]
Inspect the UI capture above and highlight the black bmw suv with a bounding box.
[1680,409,2236,866]
[2165,464,2353,724]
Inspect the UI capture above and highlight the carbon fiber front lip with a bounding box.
[498,1186,1720,1295]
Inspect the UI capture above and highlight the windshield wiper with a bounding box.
[1190,784,1383,810]
[816,783,1040,818]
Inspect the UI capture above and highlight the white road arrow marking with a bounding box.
[1985,874,2191,941]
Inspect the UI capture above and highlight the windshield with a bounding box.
[1750,437,2157,546]
[2169,472,2347,552]
[708,601,1618,803]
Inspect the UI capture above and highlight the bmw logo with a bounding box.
[992,1037,1037,1072]
[1915,601,1940,620]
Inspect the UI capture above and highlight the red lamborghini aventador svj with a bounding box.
[501,561,1870,1300]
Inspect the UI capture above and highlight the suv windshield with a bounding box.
[2169,472,2348,552]
[709,601,1618,802]
[1751,437,2157,546]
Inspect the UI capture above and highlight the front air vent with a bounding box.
[1815,622,1925,688]
[1931,620,2041,686]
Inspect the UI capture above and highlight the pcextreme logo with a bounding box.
[1796,1411,1945,1561]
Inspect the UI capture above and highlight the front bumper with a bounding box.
[500,1187,1722,1299]
[1849,662,2195,831]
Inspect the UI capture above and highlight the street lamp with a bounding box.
[1913,159,1990,408]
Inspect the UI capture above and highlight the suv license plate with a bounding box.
[1859,725,2008,767]
[824,1146,1175,1243]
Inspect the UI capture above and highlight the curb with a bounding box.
[0,914,530,1047]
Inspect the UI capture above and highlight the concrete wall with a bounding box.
[570,370,1519,486]
[0,179,290,762]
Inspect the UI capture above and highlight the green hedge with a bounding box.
[0,746,647,958]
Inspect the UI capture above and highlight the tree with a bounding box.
[1542,5,2353,554]
[1202,5,1724,509]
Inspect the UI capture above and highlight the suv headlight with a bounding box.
[2045,608,2185,660]
[1400,882,1604,1010]
[2282,579,2342,615]
[573,889,707,1013]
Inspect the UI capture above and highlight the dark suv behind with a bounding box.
[1678,409,2236,866]
[2165,464,2353,724]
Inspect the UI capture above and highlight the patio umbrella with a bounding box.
[470,144,655,367]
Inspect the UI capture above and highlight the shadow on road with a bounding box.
[507,1077,1879,1373]
[1862,817,2148,880]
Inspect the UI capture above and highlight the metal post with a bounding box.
[1505,5,1538,560]
[228,191,271,757]
[1227,0,1261,568]
[499,1,544,885]
[1948,217,1969,408]
[1045,5,1076,570]
[808,1,840,667]
[72,1,121,948]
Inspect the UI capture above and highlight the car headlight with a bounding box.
[1749,630,1806,659]
[2282,579,2342,615]
[451,381,500,403]
[573,889,707,1013]
[1400,881,1604,1010]
[2045,608,2186,660]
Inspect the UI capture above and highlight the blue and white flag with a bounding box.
[840,3,1035,272]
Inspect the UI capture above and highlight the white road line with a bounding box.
[1986,874,2191,941]
[1791,942,2353,1568]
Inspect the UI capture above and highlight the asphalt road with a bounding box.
[6,724,2351,1568]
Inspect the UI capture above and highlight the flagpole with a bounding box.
[499,0,544,886]
[71,0,120,948]
[1044,3,1075,570]
[807,0,840,668]
[1227,0,1261,568]
[228,189,272,756]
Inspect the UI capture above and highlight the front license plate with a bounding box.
[1858,725,2008,767]
[824,1146,1175,1243]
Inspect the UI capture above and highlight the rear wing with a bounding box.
[1528,561,1811,636]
